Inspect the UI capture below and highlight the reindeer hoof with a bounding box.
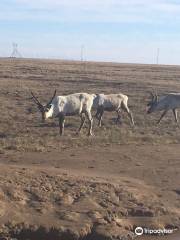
[75,131,81,136]
[88,132,94,137]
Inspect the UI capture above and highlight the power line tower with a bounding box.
[10,43,22,58]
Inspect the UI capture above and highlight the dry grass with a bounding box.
[1,58,180,153]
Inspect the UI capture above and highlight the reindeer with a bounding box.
[147,92,180,124]
[93,93,134,127]
[31,90,95,135]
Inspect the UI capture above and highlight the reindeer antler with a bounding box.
[46,90,57,106]
[30,91,43,107]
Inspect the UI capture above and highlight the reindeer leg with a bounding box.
[77,113,86,134]
[121,104,134,126]
[157,110,168,124]
[97,106,104,127]
[85,111,93,136]
[98,112,103,127]
[59,114,65,136]
[115,109,122,124]
[172,109,178,123]
[128,111,134,126]
[94,109,100,119]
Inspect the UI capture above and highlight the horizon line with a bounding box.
[0,56,179,67]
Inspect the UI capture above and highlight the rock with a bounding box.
[59,194,74,205]
[0,202,6,217]
[58,211,80,222]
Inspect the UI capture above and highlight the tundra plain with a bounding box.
[0,58,180,240]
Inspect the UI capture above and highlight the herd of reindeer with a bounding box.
[30,90,180,135]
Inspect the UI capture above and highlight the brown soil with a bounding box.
[0,58,180,239]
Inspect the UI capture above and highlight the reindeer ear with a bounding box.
[154,94,158,102]
[148,91,154,99]
[150,92,154,98]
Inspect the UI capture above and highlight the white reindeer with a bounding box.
[31,90,94,135]
[147,92,180,124]
[93,93,134,127]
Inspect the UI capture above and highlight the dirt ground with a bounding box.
[0,58,180,239]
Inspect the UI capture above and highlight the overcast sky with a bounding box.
[1,0,180,64]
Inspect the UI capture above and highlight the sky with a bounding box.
[1,0,180,64]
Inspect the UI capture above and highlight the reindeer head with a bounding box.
[147,92,158,114]
[31,90,56,122]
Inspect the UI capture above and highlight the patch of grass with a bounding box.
[1,59,180,153]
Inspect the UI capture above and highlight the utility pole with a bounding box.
[81,45,84,61]
[156,48,159,64]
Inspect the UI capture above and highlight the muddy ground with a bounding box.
[0,58,180,239]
